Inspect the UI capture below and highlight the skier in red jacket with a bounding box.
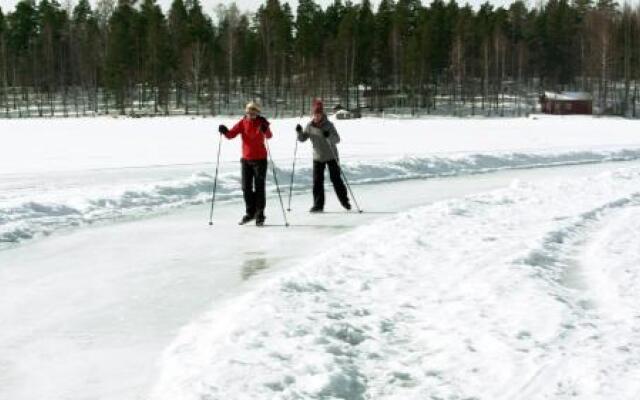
[218,101,272,226]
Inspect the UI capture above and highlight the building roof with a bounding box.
[544,91,592,101]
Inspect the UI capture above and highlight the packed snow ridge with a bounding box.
[3,148,640,247]
[151,167,640,400]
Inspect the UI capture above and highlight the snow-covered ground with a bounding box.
[1,115,640,400]
[3,115,640,248]
[151,166,640,400]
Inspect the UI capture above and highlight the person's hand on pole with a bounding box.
[218,124,229,135]
[259,117,269,133]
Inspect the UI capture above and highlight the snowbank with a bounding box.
[151,167,640,399]
[3,149,640,247]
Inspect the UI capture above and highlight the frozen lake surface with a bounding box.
[1,116,640,399]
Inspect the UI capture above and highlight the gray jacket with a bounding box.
[297,115,340,162]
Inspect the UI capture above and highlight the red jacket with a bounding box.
[223,116,273,160]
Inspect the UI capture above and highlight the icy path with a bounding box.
[151,164,640,400]
[0,168,517,400]
[0,161,638,400]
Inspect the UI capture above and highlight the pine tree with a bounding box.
[256,0,293,102]
[429,0,454,81]
[293,0,320,108]
[355,0,375,87]
[7,0,38,107]
[574,0,593,16]
[336,3,357,107]
[168,0,189,106]
[70,0,101,113]
[507,0,529,110]
[617,3,635,114]
[476,2,495,107]
[105,0,137,112]
[295,0,321,66]
[373,0,393,108]
[0,7,7,111]
[451,4,475,108]
[0,8,5,39]
[186,0,213,110]
[391,0,419,97]
[596,0,618,14]
[72,0,101,89]
[234,14,258,83]
[140,0,172,112]
[215,3,241,96]
[542,0,580,86]
[36,0,67,94]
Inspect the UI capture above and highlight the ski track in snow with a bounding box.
[3,148,640,248]
[150,167,640,400]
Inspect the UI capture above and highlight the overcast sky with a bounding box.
[0,0,539,16]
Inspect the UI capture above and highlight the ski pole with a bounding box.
[265,138,290,227]
[325,137,363,213]
[287,135,299,211]
[208,132,223,225]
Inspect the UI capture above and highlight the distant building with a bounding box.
[333,104,362,119]
[540,91,593,115]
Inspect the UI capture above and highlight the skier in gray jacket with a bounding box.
[295,99,351,212]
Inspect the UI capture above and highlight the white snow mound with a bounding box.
[151,167,640,400]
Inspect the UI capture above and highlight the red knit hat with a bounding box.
[312,99,324,114]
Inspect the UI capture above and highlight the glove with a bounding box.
[295,124,303,133]
[258,117,269,133]
[218,124,228,134]
[323,130,331,138]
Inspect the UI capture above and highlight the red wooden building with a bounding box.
[540,91,593,115]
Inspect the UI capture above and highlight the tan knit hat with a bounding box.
[245,101,261,113]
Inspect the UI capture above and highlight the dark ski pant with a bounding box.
[241,158,268,217]
[313,159,349,209]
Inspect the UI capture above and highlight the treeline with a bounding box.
[0,0,639,117]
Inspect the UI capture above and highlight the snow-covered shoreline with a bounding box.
[3,115,640,174]
[151,167,640,400]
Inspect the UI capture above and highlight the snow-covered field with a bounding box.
[1,115,640,400]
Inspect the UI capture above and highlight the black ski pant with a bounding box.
[241,158,268,217]
[313,159,349,209]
